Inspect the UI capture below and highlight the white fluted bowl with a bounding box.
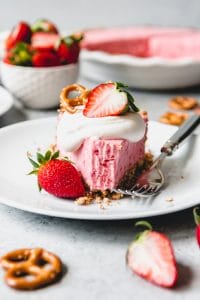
[0,61,79,109]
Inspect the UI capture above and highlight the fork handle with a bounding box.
[161,114,200,156]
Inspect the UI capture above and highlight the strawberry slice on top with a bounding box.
[127,221,178,288]
[83,82,139,118]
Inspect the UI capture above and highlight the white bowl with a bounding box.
[0,61,79,109]
[81,50,200,90]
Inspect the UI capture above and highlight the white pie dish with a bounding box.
[81,49,200,90]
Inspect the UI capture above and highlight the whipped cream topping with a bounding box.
[56,111,146,152]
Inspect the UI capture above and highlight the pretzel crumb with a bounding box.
[159,111,188,126]
[75,152,153,206]
[166,197,173,202]
[169,96,198,110]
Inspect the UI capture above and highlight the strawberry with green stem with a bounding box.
[28,150,85,198]
[57,34,83,64]
[126,221,178,288]
[4,42,33,66]
[83,82,139,118]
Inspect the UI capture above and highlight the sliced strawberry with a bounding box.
[6,21,32,50]
[83,82,139,118]
[31,32,60,51]
[32,50,60,67]
[57,34,83,64]
[31,19,58,34]
[28,150,85,198]
[127,221,178,288]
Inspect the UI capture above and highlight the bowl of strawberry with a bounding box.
[0,19,82,109]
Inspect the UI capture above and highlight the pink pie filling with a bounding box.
[66,136,146,190]
[82,26,200,59]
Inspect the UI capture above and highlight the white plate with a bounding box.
[0,117,199,220]
[81,49,200,89]
[0,86,13,116]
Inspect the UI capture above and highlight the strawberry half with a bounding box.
[28,150,85,198]
[127,221,178,288]
[6,21,32,50]
[31,19,58,34]
[31,32,60,51]
[83,82,139,118]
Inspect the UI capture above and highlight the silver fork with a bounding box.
[113,114,200,198]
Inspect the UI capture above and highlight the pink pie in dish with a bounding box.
[56,82,149,195]
[81,26,200,60]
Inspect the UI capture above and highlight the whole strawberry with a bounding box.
[28,150,85,198]
[4,42,33,66]
[193,207,200,247]
[126,221,178,288]
[6,21,32,50]
[57,34,83,64]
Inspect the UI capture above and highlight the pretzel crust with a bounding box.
[0,248,62,290]
[59,84,89,113]
[159,111,188,126]
[169,96,198,110]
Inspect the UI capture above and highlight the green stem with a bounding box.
[135,220,153,230]
[193,207,200,225]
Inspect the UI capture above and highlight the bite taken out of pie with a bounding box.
[56,82,152,203]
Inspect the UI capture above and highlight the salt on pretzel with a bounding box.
[59,84,89,113]
[0,248,62,290]
[169,96,198,110]
[159,111,188,126]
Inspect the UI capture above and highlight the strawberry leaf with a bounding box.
[27,170,38,175]
[51,150,60,160]
[28,157,39,168]
[45,150,52,161]
[116,82,128,89]
[127,92,140,112]
[37,181,42,192]
[37,152,46,164]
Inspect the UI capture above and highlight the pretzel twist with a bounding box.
[0,248,62,290]
[59,84,89,113]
